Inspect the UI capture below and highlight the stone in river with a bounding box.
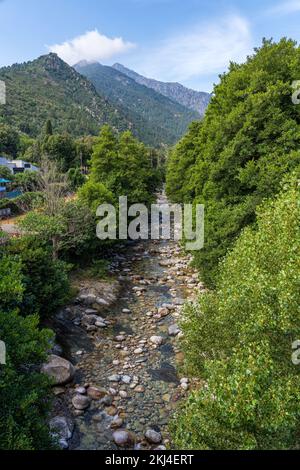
[113,430,134,447]
[145,429,162,444]
[150,336,164,346]
[72,394,91,410]
[121,375,132,384]
[111,416,124,429]
[87,386,107,400]
[168,324,181,337]
[122,309,132,314]
[108,374,121,382]
[75,386,86,395]
[134,348,144,355]
[85,309,98,315]
[49,416,74,441]
[41,355,75,386]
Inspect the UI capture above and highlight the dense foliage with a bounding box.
[166,39,300,285]
[0,254,54,450]
[171,178,300,449]
[80,125,161,209]
[76,62,200,147]
[0,53,129,138]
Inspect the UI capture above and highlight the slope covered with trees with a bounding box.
[112,63,211,116]
[166,39,300,286]
[75,62,200,147]
[0,53,130,138]
[171,177,300,449]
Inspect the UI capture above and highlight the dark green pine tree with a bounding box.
[45,119,53,136]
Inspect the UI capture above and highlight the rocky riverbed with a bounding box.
[45,236,204,450]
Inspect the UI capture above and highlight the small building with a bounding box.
[0,156,39,175]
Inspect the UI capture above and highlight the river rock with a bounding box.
[111,416,124,429]
[113,430,134,447]
[96,297,109,306]
[145,429,162,444]
[108,374,121,383]
[122,309,132,314]
[79,294,97,306]
[72,394,91,410]
[150,336,164,346]
[41,355,75,385]
[168,324,180,337]
[87,386,107,400]
[49,416,74,442]
[121,375,132,384]
[85,309,98,315]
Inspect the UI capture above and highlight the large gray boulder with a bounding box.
[41,355,75,385]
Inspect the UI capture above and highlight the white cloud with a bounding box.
[130,15,253,84]
[268,0,300,15]
[48,29,135,65]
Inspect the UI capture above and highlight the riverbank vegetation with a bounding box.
[167,39,300,449]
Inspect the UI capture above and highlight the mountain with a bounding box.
[113,63,211,116]
[0,53,130,137]
[74,61,200,147]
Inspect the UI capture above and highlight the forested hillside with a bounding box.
[166,38,300,286]
[113,63,211,115]
[167,38,300,450]
[75,61,200,147]
[0,53,130,137]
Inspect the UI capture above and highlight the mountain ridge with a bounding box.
[112,63,211,116]
[75,61,200,147]
[0,53,131,137]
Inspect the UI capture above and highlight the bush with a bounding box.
[171,178,300,449]
[166,39,300,286]
[0,255,54,450]
[7,237,70,318]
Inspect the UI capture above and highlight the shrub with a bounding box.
[0,255,54,450]
[171,178,300,449]
[166,39,300,286]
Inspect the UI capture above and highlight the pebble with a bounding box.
[150,336,164,346]
[72,394,91,410]
[145,429,162,444]
[108,374,121,382]
[113,430,134,447]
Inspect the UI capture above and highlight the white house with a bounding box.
[0,156,39,174]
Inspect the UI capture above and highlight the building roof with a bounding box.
[0,178,10,183]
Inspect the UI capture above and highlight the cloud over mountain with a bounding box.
[48,29,135,65]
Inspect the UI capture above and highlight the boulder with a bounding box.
[113,430,134,447]
[41,355,75,385]
[72,394,91,410]
[168,324,181,337]
[87,386,107,400]
[49,416,74,441]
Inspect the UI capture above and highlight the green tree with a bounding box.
[42,133,77,171]
[0,255,54,450]
[0,123,20,157]
[166,38,300,285]
[172,177,300,449]
[45,119,53,136]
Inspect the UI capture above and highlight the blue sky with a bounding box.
[1,0,300,91]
